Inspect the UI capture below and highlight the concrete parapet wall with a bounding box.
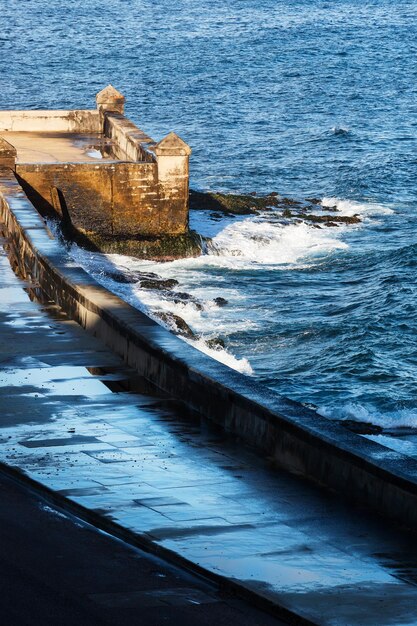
[0,110,101,133]
[3,170,417,528]
[104,113,156,163]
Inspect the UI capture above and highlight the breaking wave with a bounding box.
[318,402,417,429]
[66,242,254,376]
[62,194,396,394]
[321,197,394,217]
[206,218,348,266]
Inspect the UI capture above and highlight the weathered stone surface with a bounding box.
[154,132,192,157]
[0,110,100,133]
[154,312,196,339]
[189,190,278,214]
[96,84,126,114]
[0,136,16,169]
[78,230,202,261]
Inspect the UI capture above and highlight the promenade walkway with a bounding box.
[0,470,283,626]
[2,232,417,625]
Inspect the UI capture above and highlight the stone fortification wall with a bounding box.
[0,87,192,253]
[15,160,189,238]
[0,110,100,133]
[3,168,417,529]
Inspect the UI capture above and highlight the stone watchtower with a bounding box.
[96,84,126,115]
[0,86,198,260]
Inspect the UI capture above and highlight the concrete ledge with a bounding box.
[0,110,101,133]
[2,168,417,528]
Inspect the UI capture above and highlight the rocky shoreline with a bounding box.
[101,267,227,348]
[61,189,361,262]
[84,189,362,353]
[190,189,361,227]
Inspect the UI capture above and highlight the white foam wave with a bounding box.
[62,195,394,382]
[321,197,394,217]
[363,434,417,458]
[65,244,253,376]
[207,218,348,266]
[184,337,253,375]
[318,402,417,429]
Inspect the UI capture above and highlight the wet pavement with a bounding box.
[1,132,122,163]
[2,234,417,625]
[0,468,283,626]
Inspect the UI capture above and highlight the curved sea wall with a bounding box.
[2,168,417,527]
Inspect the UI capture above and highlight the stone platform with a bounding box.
[4,131,121,164]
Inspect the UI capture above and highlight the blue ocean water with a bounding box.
[1,0,417,428]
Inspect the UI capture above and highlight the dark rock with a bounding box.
[268,192,279,197]
[214,297,228,307]
[139,278,179,290]
[103,271,137,284]
[275,197,303,208]
[133,271,160,280]
[205,337,226,350]
[286,212,361,225]
[172,291,194,301]
[170,292,204,311]
[305,197,322,205]
[189,189,279,215]
[324,222,339,227]
[104,270,161,284]
[155,312,196,339]
[342,420,383,435]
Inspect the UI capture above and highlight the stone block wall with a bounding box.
[16,159,188,237]
[0,86,192,248]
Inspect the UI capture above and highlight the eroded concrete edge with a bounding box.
[1,168,417,533]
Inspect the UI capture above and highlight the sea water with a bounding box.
[1,0,417,431]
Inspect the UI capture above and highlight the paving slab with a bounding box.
[2,234,417,625]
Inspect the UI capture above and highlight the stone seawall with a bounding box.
[2,168,417,529]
